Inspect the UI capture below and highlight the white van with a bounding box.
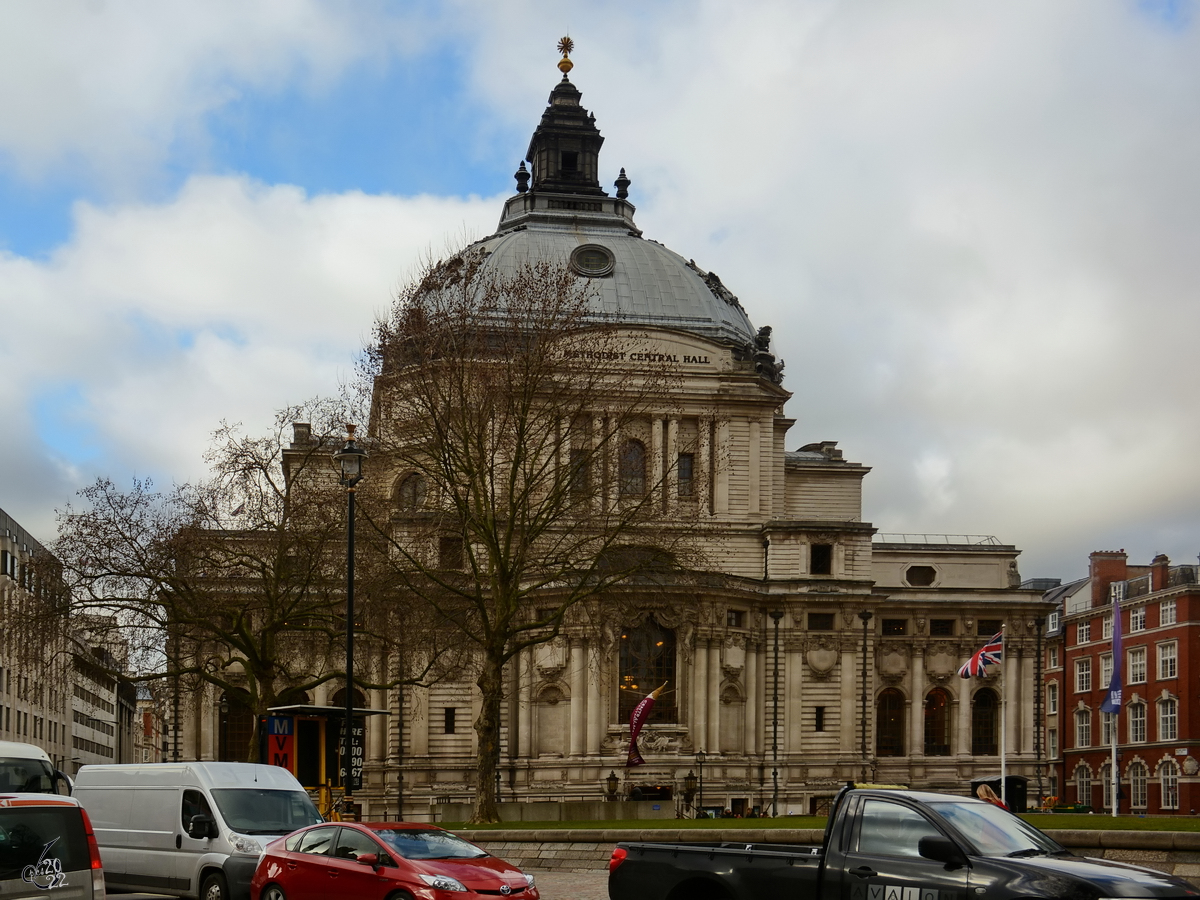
[73,762,321,900]
[0,741,72,795]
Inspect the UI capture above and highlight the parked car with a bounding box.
[0,792,105,898]
[250,821,539,900]
[609,782,1200,900]
[73,762,321,900]
[0,741,72,795]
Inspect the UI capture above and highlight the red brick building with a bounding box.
[1045,551,1200,814]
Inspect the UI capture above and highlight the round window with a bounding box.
[570,243,615,277]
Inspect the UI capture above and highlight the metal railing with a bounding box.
[873,533,1002,546]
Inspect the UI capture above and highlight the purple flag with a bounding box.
[1100,596,1123,713]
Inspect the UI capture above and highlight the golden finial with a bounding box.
[557,36,574,75]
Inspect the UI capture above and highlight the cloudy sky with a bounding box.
[2,0,1197,581]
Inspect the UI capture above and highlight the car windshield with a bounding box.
[0,758,56,794]
[209,789,322,835]
[929,801,1065,857]
[373,829,489,860]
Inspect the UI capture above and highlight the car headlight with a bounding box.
[418,873,467,892]
[230,833,263,856]
[524,873,535,887]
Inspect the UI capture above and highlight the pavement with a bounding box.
[108,870,610,900]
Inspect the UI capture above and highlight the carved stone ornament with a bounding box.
[1185,757,1200,776]
[880,672,905,686]
[806,648,838,679]
[879,648,909,677]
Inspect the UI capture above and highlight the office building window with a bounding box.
[1129,647,1146,684]
[1158,641,1178,680]
[1160,760,1180,809]
[1130,605,1146,632]
[1075,709,1091,748]
[1159,698,1178,741]
[1129,702,1146,742]
[1160,598,1176,627]
[1075,658,1092,693]
[1047,682,1058,715]
[1130,761,1148,810]
[1075,767,1092,806]
[1077,620,1091,643]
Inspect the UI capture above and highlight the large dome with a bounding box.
[467,60,761,352]
[474,210,757,348]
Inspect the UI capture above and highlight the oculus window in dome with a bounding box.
[570,243,614,278]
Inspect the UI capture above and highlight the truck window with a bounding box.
[181,790,213,831]
[857,800,943,858]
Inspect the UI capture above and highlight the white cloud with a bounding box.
[4,0,1200,579]
[0,176,498,537]
[0,1,427,187]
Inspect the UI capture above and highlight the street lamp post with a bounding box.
[769,609,783,817]
[858,609,872,782]
[697,750,706,818]
[334,425,368,807]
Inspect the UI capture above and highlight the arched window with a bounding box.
[876,689,906,757]
[218,690,255,762]
[923,688,951,756]
[1159,759,1180,810]
[971,689,999,755]
[395,473,426,509]
[619,440,647,497]
[1129,761,1148,809]
[618,618,676,725]
[1075,766,1092,807]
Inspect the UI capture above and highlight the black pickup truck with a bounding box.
[608,784,1200,900]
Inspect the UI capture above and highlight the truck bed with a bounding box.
[609,840,823,900]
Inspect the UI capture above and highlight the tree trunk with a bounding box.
[469,653,504,824]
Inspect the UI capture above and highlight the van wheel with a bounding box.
[200,872,229,900]
[262,886,287,900]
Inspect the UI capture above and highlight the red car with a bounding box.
[250,821,538,900]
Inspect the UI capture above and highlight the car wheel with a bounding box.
[386,892,415,900]
[201,871,229,900]
[262,885,287,900]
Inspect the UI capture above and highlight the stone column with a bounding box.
[744,642,758,756]
[587,640,604,755]
[714,419,730,514]
[517,648,533,762]
[909,649,925,757]
[787,642,803,752]
[840,648,856,753]
[651,418,665,511]
[666,417,679,512]
[706,639,722,752]
[569,639,586,757]
[1021,650,1035,757]
[699,419,712,516]
[748,419,761,515]
[1005,652,1019,756]
[370,689,386,762]
[957,681,972,759]
[411,687,429,758]
[692,637,708,752]
[199,694,215,761]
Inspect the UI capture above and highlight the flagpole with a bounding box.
[1111,716,1118,817]
[1000,656,1007,808]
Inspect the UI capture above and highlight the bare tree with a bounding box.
[41,402,451,761]
[359,250,707,823]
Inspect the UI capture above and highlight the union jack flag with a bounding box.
[958,631,1003,678]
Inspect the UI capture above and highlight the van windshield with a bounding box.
[210,789,321,835]
[0,758,56,794]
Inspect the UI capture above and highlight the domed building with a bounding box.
[180,47,1054,819]
[340,47,1053,819]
